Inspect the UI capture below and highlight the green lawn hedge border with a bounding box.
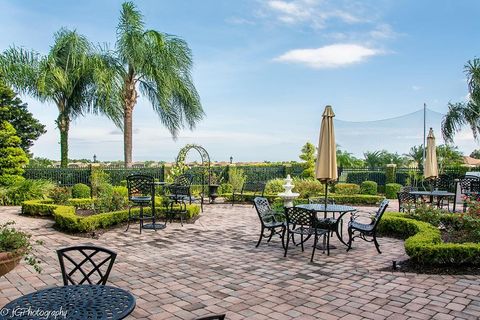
[22,199,200,233]
[222,193,384,206]
[378,212,480,265]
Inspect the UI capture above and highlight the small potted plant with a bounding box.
[0,221,42,276]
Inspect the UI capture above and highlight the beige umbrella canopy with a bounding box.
[424,127,438,180]
[315,105,338,202]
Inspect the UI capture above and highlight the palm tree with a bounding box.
[0,29,121,167]
[106,2,203,167]
[405,145,424,167]
[442,59,480,142]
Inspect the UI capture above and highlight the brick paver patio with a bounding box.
[0,204,479,320]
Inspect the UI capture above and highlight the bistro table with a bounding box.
[409,190,456,211]
[296,204,356,246]
[0,285,135,320]
[143,181,167,230]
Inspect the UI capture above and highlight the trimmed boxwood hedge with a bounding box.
[223,193,384,206]
[378,212,480,265]
[22,199,201,233]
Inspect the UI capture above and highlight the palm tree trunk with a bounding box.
[123,75,137,168]
[124,105,133,168]
[57,113,70,168]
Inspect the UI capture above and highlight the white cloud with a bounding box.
[263,0,366,29]
[412,85,421,91]
[274,43,382,69]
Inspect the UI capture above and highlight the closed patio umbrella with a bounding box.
[315,105,338,203]
[424,127,438,181]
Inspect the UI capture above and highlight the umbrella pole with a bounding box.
[324,183,328,204]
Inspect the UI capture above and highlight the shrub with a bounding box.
[265,179,284,195]
[292,178,325,198]
[48,186,71,205]
[271,194,383,209]
[228,167,246,192]
[360,181,377,195]
[218,183,232,194]
[90,168,111,197]
[385,183,402,199]
[65,198,95,210]
[335,183,360,195]
[72,183,91,198]
[378,213,480,265]
[0,179,53,205]
[22,199,201,233]
[22,199,57,216]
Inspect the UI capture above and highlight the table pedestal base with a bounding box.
[142,223,166,230]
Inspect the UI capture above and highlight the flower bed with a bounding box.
[22,199,200,233]
[378,212,480,265]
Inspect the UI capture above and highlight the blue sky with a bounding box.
[0,0,479,162]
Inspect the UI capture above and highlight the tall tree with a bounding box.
[0,121,29,186]
[299,142,315,178]
[107,2,204,167]
[0,79,46,155]
[406,145,424,167]
[0,29,121,167]
[442,59,480,142]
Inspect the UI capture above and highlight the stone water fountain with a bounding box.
[277,174,300,208]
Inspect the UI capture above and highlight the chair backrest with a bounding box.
[308,197,335,205]
[253,197,283,225]
[371,199,389,229]
[194,315,226,320]
[173,173,194,187]
[460,175,480,194]
[434,174,453,192]
[243,181,266,194]
[284,206,315,228]
[167,174,193,196]
[57,245,117,286]
[126,174,154,200]
[400,186,417,192]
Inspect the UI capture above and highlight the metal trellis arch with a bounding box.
[176,144,212,195]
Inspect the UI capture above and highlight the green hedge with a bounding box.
[334,183,360,195]
[378,212,480,265]
[385,183,402,199]
[22,199,57,216]
[360,181,377,195]
[22,199,201,233]
[72,183,91,198]
[65,198,95,210]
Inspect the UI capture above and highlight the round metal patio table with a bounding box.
[409,190,455,211]
[296,204,356,246]
[0,285,136,320]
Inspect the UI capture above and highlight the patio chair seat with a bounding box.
[131,196,152,203]
[291,226,327,237]
[264,221,285,228]
[348,220,374,232]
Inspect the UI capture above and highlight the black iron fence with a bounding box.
[23,164,480,190]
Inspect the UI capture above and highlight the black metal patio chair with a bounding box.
[126,174,155,233]
[308,197,341,238]
[164,174,199,225]
[57,245,117,285]
[397,186,417,212]
[346,199,389,254]
[232,181,266,206]
[253,197,286,248]
[284,206,330,261]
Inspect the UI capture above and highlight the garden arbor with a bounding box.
[176,144,212,197]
